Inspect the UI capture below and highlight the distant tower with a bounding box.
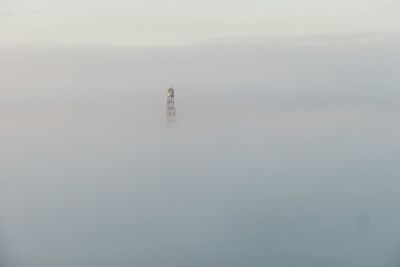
[166,87,176,127]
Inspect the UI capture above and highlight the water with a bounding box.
[1,42,400,266]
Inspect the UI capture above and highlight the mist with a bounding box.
[1,35,400,266]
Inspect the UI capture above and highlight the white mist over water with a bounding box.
[1,38,400,266]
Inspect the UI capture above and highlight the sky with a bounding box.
[1,0,400,46]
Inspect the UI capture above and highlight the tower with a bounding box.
[166,87,176,127]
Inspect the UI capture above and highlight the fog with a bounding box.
[1,36,400,266]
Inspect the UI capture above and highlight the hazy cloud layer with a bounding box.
[0,12,16,18]
[1,34,400,267]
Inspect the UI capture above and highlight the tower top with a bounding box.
[166,87,176,127]
[167,87,174,97]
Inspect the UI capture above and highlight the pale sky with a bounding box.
[1,0,400,46]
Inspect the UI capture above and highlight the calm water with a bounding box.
[1,43,400,266]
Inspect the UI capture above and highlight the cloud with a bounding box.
[0,10,45,19]
[207,31,400,46]
[0,12,16,18]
